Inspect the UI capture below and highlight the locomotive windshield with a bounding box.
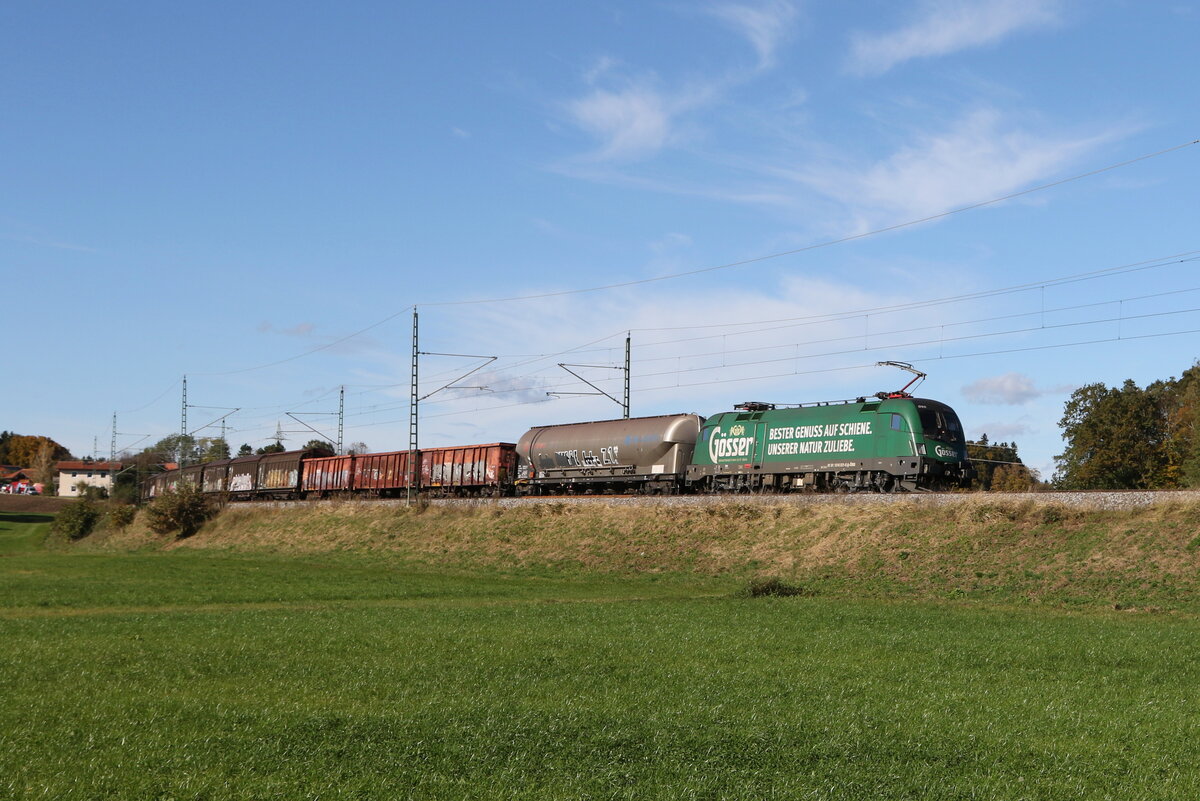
[918,406,963,443]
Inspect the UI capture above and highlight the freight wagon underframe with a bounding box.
[519,469,685,495]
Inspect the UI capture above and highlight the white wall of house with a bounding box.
[58,468,117,497]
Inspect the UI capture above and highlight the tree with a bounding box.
[1178,377,1200,487]
[302,438,335,455]
[30,443,59,495]
[1055,380,1169,489]
[145,434,198,465]
[237,443,254,457]
[966,435,1027,491]
[199,437,231,462]
[5,435,71,467]
[256,442,285,455]
[347,441,370,455]
[1162,363,1200,488]
[991,463,1038,492]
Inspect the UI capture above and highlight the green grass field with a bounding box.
[4,506,1200,800]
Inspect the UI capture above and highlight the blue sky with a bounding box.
[5,0,1198,480]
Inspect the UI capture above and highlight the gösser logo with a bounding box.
[934,445,956,458]
[710,424,755,462]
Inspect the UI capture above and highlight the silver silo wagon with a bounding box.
[516,413,703,495]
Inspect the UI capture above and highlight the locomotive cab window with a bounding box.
[890,414,904,431]
[918,408,962,442]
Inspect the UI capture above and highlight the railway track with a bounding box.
[255,489,1200,512]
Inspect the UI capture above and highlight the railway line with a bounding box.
[254,489,1200,512]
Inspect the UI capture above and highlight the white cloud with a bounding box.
[970,421,1033,441]
[705,0,799,68]
[559,2,799,164]
[792,108,1108,222]
[566,85,675,161]
[962,372,1042,405]
[848,0,1063,76]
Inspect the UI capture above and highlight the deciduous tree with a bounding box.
[6,435,71,467]
[30,443,59,494]
[200,437,231,461]
[1055,380,1169,489]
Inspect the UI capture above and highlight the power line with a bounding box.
[630,251,1200,336]
[174,139,1199,379]
[340,302,1200,426]
[123,261,1200,439]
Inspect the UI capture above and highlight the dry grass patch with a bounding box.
[68,498,1200,609]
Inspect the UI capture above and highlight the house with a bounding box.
[0,465,34,493]
[56,461,123,497]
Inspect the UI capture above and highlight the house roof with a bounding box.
[56,461,123,472]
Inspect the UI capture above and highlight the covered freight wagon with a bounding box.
[226,454,262,498]
[516,414,704,494]
[255,448,329,499]
[201,459,231,494]
[178,463,205,489]
[143,468,179,500]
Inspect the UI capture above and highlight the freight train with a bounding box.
[143,388,973,501]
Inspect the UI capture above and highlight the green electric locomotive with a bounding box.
[687,395,972,492]
[686,362,973,493]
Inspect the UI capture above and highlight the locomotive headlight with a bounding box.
[917,443,927,455]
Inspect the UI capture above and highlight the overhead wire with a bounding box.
[114,140,1200,437]
[331,274,1200,423]
[340,298,1200,422]
[378,325,1200,427]
[175,138,1200,380]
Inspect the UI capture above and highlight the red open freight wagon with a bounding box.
[305,444,516,497]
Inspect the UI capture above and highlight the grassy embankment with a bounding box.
[3,498,1200,798]
[84,496,1200,611]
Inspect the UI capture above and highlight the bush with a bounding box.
[52,500,102,541]
[106,504,137,530]
[144,483,213,538]
[737,576,812,598]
